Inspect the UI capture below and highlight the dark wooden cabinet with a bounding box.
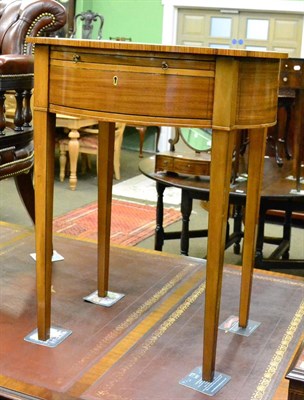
[56,0,76,37]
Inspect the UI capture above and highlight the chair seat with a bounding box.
[58,134,99,150]
[57,123,126,186]
[0,54,34,75]
[78,134,98,149]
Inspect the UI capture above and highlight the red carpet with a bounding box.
[53,199,181,246]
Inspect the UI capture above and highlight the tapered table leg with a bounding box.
[34,111,56,340]
[239,127,267,327]
[203,129,236,382]
[97,121,115,297]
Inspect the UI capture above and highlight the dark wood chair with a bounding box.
[266,90,295,166]
[254,58,304,269]
[0,0,66,223]
[71,10,104,40]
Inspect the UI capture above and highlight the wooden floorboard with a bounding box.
[0,224,303,399]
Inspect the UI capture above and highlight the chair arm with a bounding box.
[1,0,66,55]
[0,54,34,132]
[0,54,33,77]
[0,130,34,180]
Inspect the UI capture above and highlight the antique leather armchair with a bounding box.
[0,0,66,223]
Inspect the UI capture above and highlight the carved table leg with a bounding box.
[136,126,147,158]
[155,126,161,152]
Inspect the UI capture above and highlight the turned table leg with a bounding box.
[180,190,193,256]
[154,181,166,251]
[67,128,80,191]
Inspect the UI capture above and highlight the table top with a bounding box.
[29,37,287,130]
[27,37,287,59]
[139,156,304,201]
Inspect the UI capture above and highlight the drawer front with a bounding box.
[155,155,175,172]
[51,47,216,71]
[155,153,211,176]
[49,49,215,124]
[172,157,210,176]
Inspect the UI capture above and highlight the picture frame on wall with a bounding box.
[56,0,76,37]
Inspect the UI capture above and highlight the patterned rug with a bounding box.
[112,174,181,205]
[53,199,181,246]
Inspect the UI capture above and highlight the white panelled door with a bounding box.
[177,9,303,56]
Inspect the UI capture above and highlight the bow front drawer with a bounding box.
[49,47,215,125]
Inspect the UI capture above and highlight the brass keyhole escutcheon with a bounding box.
[113,76,118,86]
[162,61,169,70]
[72,54,80,63]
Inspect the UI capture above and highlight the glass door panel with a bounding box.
[210,17,232,38]
[245,46,268,51]
[246,19,269,40]
[207,12,239,48]
[177,9,238,48]
[238,14,271,50]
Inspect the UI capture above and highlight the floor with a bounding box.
[1,227,303,400]
[0,139,303,276]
